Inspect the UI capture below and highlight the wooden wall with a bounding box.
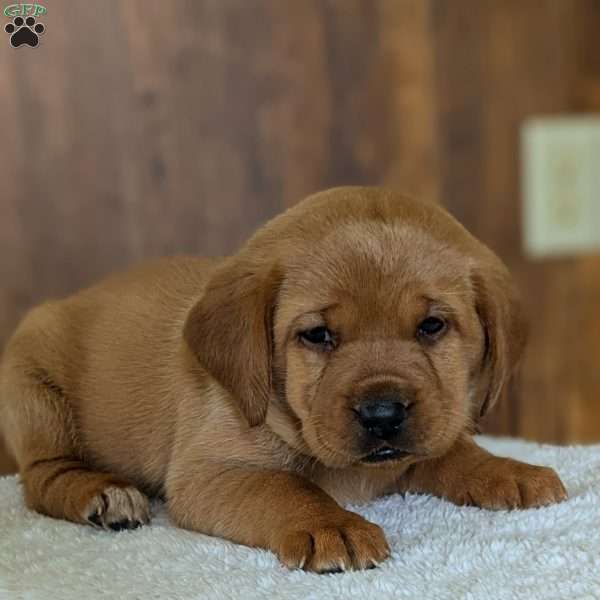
[1,0,600,473]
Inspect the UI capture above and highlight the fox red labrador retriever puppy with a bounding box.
[0,187,566,572]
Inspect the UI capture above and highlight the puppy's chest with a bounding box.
[306,465,402,505]
[254,435,400,504]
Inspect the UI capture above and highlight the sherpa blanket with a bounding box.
[1,436,599,600]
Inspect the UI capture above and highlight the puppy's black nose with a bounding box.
[356,396,407,440]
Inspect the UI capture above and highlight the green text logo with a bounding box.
[4,3,46,18]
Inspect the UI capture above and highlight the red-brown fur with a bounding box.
[0,187,566,572]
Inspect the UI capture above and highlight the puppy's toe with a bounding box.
[85,485,150,531]
[341,519,390,570]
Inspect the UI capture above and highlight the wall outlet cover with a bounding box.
[521,116,600,258]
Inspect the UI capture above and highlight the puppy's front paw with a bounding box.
[84,485,151,531]
[274,511,390,573]
[451,457,568,510]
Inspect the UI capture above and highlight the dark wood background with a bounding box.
[1,0,600,474]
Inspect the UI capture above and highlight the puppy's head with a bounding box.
[184,188,526,468]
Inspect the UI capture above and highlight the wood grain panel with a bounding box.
[433,0,600,442]
[0,0,440,347]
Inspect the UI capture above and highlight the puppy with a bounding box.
[0,187,566,572]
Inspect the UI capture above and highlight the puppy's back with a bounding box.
[1,256,219,492]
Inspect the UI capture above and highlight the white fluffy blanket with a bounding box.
[1,436,600,600]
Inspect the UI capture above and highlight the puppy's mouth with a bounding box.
[361,446,410,464]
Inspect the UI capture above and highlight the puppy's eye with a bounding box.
[298,326,335,350]
[417,317,447,339]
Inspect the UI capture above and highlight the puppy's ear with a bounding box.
[471,262,527,419]
[184,258,281,427]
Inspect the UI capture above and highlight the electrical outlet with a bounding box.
[521,117,600,258]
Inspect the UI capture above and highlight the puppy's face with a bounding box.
[185,188,525,470]
[273,222,485,468]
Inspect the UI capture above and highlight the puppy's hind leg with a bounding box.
[1,366,150,531]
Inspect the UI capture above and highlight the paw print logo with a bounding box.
[4,15,45,48]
